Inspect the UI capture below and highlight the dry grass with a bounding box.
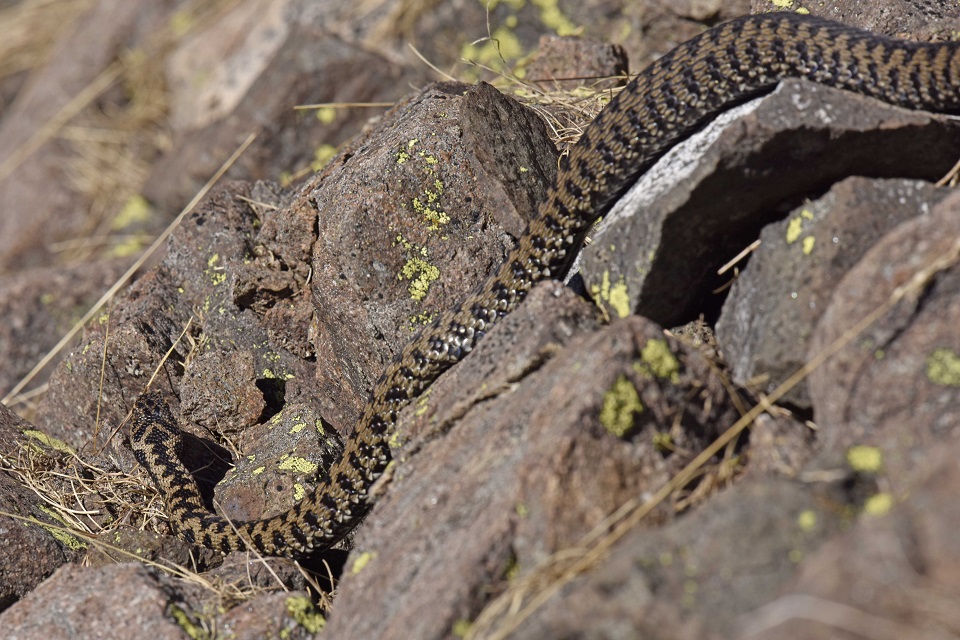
[0,0,93,82]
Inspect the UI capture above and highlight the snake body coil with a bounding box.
[132,12,960,557]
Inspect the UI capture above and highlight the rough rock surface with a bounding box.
[0,405,78,609]
[324,283,743,640]
[580,78,960,327]
[2,1,960,638]
[0,259,131,399]
[808,187,960,478]
[716,177,949,409]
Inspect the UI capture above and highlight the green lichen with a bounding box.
[927,348,960,386]
[636,339,681,383]
[599,375,642,437]
[286,595,326,633]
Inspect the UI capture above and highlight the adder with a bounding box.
[131,12,960,557]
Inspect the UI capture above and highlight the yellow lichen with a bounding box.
[864,492,893,516]
[23,430,74,454]
[590,270,630,319]
[785,209,814,245]
[927,348,960,387]
[351,551,377,574]
[531,0,578,35]
[36,506,86,550]
[599,375,642,437]
[286,596,326,633]
[636,339,681,383]
[652,431,673,453]
[797,509,817,531]
[400,257,440,302]
[111,194,151,230]
[311,144,337,171]
[315,106,337,125]
[168,604,208,640]
[452,620,472,638]
[277,456,318,474]
[289,419,307,434]
[846,445,883,473]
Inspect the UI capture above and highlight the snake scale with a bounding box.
[131,12,960,558]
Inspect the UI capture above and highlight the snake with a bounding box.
[131,12,960,558]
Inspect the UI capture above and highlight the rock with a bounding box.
[141,8,421,218]
[324,283,744,640]
[580,78,960,328]
[527,36,628,91]
[30,80,559,565]
[0,560,325,639]
[0,564,188,640]
[0,258,131,402]
[715,177,948,409]
[807,187,960,481]
[752,0,960,39]
[736,437,960,640]
[309,80,558,429]
[218,590,325,640]
[0,405,80,610]
[509,477,856,640]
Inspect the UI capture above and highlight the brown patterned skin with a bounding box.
[131,12,960,557]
